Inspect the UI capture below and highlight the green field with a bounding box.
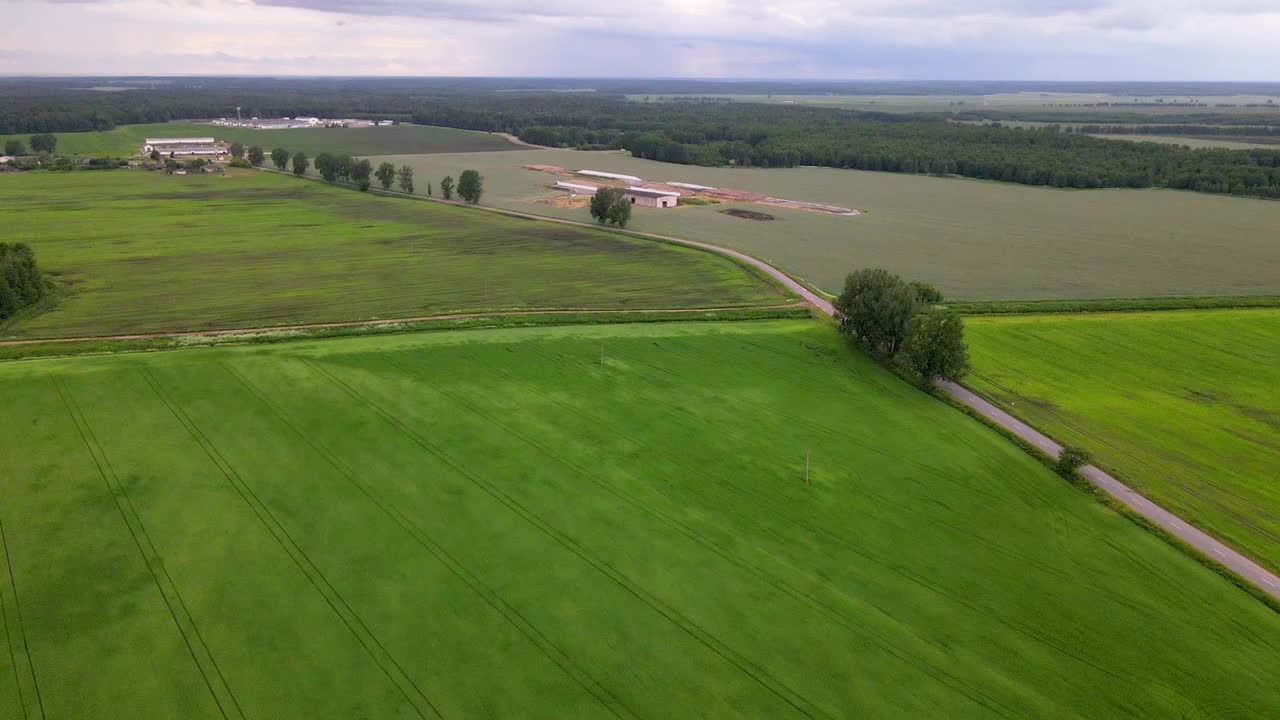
[1089,134,1280,149]
[2,319,1278,718]
[0,171,786,339]
[965,309,1280,573]
[373,148,1280,299]
[0,122,518,157]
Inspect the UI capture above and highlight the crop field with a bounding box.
[1087,134,1280,149]
[0,171,785,339]
[0,122,518,158]
[374,148,1280,299]
[965,309,1280,573]
[2,320,1279,718]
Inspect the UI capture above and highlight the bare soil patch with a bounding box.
[721,209,776,221]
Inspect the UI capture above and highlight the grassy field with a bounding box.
[373,148,1280,300]
[0,122,519,157]
[965,309,1280,573]
[0,170,786,339]
[2,319,1278,718]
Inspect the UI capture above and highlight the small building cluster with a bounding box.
[142,137,227,157]
[553,172,681,209]
[209,117,395,130]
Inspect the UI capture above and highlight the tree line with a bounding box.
[0,243,45,322]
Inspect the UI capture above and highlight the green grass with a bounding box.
[0,170,787,339]
[2,320,1278,718]
[965,309,1280,573]
[0,122,518,158]
[373,148,1280,300]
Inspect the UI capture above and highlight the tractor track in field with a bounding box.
[216,361,639,720]
[137,369,443,720]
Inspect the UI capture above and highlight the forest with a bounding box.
[4,79,1280,198]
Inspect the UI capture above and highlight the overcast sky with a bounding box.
[2,0,1278,79]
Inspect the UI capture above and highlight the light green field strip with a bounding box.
[0,123,519,158]
[2,321,1278,717]
[373,148,1280,300]
[0,171,785,339]
[966,308,1280,575]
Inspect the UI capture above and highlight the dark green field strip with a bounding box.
[1,171,785,339]
[3,321,1280,717]
[966,310,1280,573]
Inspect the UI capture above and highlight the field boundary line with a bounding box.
[936,380,1280,603]
[137,369,442,720]
[300,357,833,720]
[0,514,41,720]
[0,304,807,347]
[54,379,245,720]
[217,361,638,720]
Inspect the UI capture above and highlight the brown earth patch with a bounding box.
[720,209,776,221]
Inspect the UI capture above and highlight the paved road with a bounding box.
[937,380,1280,601]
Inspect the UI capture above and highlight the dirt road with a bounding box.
[936,381,1280,601]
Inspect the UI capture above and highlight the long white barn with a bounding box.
[142,137,225,156]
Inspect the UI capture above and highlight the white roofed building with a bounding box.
[143,137,225,156]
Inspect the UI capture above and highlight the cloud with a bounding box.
[2,0,1279,79]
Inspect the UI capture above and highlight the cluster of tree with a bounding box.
[588,188,632,228]
[313,153,374,190]
[834,268,969,382]
[0,243,44,321]
[1065,124,1280,139]
[373,161,416,193]
[3,134,55,156]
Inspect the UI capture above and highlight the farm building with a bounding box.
[553,181,600,195]
[624,187,680,208]
[142,137,225,156]
[578,170,643,183]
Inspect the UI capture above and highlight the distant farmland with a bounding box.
[3,320,1279,718]
[966,309,1280,573]
[374,148,1280,300]
[0,171,785,339]
[0,122,519,157]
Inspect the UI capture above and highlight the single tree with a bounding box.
[909,281,943,304]
[3,139,24,156]
[835,268,919,355]
[426,181,433,197]
[1056,446,1092,478]
[271,147,289,170]
[903,310,970,382]
[29,133,56,154]
[292,151,309,176]
[397,164,415,194]
[229,142,245,159]
[375,161,397,191]
[247,145,265,167]
[357,178,371,192]
[457,169,484,204]
[590,187,622,223]
[150,149,161,161]
[606,193,631,227]
[351,159,373,187]
[314,153,334,181]
[440,175,455,200]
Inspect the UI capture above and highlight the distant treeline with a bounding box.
[5,81,1280,198]
[0,243,45,321]
[1066,124,1280,139]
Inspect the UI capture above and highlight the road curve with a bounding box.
[937,380,1280,601]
